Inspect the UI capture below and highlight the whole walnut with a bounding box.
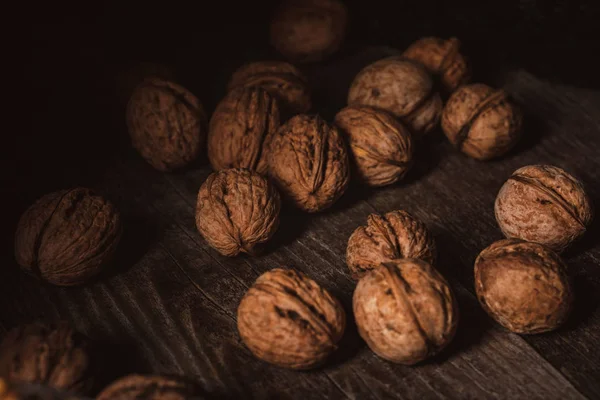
[347,58,443,137]
[97,375,198,400]
[14,188,122,286]
[268,114,350,212]
[495,165,593,252]
[195,169,281,257]
[441,83,523,160]
[346,210,436,280]
[227,61,311,115]
[353,259,458,364]
[334,106,413,186]
[402,37,470,93]
[208,87,280,174]
[270,0,348,63]
[126,77,206,171]
[237,268,346,369]
[475,239,573,334]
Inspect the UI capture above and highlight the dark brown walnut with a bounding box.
[346,210,436,280]
[334,106,413,186]
[237,268,346,369]
[268,114,350,212]
[474,239,573,334]
[441,83,523,160]
[270,0,348,63]
[402,37,470,93]
[126,77,206,172]
[208,87,280,174]
[14,188,122,286]
[347,58,443,137]
[495,165,593,252]
[227,61,311,115]
[353,259,458,364]
[115,62,175,108]
[195,169,281,257]
[97,375,198,400]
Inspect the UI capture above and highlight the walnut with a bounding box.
[268,114,350,212]
[14,188,122,286]
[126,78,206,171]
[495,165,593,252]
[97,375,198,400]
[475,239,573,334]
[346,210,436,280]
[334,106,413,186]
[441,83,523,160]
[237,268,346,369]
[195,169,281,257]
[270,0,348,63]
[347,58,443,137]
[353,259,458,365]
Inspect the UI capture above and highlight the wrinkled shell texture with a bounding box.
[347,58,442,137]
[402,37,470,92]
[97,375,197,400]
[0,323,93,394]
[126,78,206,171]
[237,268,346,369]
[347,210,436,280]
[14,188,122,286]
[353,259,458,365]
[208,87,280,174]
[474,239,573,334]
[268,115,350,212]
[495,165,593,252]
[227,61,311,115]
[270,0,348,63]
[334,106,414,186]
[441,83,523,160]
[196,169,281,257]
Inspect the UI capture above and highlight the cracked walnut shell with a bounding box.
[97,374,198,400]
[237,268,346,369]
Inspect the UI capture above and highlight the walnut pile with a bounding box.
[97,374,198,400]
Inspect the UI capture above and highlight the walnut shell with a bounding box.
[126,77,206,171]
[334,106,413,186]
[270,0,348,63]
[268,114,350,212]
[353,260,458,364]
[402,37,470,92]
[237,268,346,369]
[441,83,523,160]
[195,169,281,257]
[347,58,443,137]
[495,165,593,252]
[474,239,573,334]
[14,188,122,286]
[346,210,436,280]
[97,375,197,400]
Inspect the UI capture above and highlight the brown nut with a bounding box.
[268,114,350,212]
[195,169,281,257]
[208,87,280,174]
[441,83,523,160]
[97,375,197,400]
[346,210,436,280]
[474,239,573,334]
[495,165,593,252]
[237,268,346,369]
[126,77,206,171]
[270,0,348,63]
[347,58,442,137]
[353,259,458,365]
[402,37,470,92]
[14,188,122,286]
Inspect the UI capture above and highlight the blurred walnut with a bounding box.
[237,268,346,369]
[127,78,206,171]
[97,375,198,400]
[353,259,458,364]
[196,169,281,257]
[334,106,413,186]
[348,58,442,137]
[116,62,175,108]
[346,210,436,280]
[14,188,122,286]
[268,114,350,212]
